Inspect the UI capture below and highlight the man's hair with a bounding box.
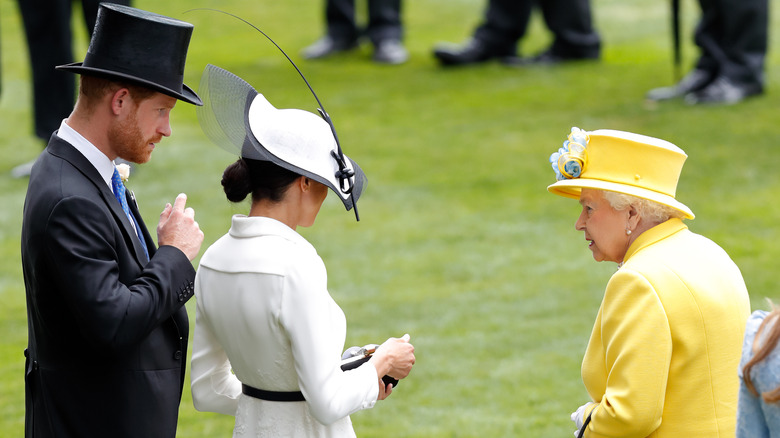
[79,75,157,104]
[602,191,685,224]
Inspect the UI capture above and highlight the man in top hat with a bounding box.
[21,4,204,437]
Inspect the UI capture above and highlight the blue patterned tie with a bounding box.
[111,167,149,261]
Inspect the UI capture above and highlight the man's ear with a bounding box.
[110,88,132,115]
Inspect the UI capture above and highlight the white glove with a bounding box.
[570,402,595,437]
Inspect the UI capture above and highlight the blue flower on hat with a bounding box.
[549,127,589,181]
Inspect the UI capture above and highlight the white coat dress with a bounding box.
[191,215,379,437]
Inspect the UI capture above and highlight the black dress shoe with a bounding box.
[373,39,409,65]
[432,38,517,66]
[646,69,713,101]
[517,49,599,66]
[301,36,358,60]
[684,76,762,105]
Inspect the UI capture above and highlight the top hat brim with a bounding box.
[56,63,203,106]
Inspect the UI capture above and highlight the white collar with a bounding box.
[57,120,117,192]
[229,215,314,251]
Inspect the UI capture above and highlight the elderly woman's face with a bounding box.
[575,189,631,263]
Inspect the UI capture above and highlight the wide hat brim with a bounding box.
[246,96,366,211]
[196,64,366,212]
[56,63,202,106]
[547,179,695,219]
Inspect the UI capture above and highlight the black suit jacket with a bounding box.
[21,134,195,438]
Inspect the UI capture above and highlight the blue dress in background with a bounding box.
[737,310,780,437]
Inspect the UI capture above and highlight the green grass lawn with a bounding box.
[2,0,780,436]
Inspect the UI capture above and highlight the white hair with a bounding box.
[602,191,685,224]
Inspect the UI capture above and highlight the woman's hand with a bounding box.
[571,401,596,437]
[369,334,415,383]
[376,378,393,400]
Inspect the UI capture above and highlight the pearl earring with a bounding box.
[626,229,632,235]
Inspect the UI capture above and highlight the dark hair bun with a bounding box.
[221,158,301,204]
[221,159,252,203]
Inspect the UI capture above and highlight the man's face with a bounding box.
[110,92,177,164]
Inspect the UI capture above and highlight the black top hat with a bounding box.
[57,3,202,106]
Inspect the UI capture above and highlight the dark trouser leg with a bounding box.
[325,0,360,43]
[366,0,403,44]
[539,0,600,58]
[16,0,74,141]
[694,0,767,89]
[473,0,534,53]
[0,11,2,98]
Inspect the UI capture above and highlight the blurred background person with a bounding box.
[432,0,600,66]
[548,128,750,436]
[737,303,780,436]
[191,65,415,437]
[1,14,3,98]
[302,0,408,64]
[12,0,131,178]
[646,0,767,105]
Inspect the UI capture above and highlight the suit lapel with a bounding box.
[126,188,156,259]
[48,136,150,265]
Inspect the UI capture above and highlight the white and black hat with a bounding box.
[197,64,366,217]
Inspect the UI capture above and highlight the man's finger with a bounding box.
[172,193,187,212]
[159,203,172,221]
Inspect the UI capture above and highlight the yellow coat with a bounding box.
[581,219,750,437]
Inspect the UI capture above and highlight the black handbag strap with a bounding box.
[577,410,593,438]
[242,384,305,402]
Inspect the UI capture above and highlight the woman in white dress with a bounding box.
[190,65,416,437]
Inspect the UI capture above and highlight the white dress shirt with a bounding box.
[57,120,115,190]
[191,215,378,437]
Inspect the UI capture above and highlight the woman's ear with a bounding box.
[627,204,641,230]
[299,176,310,193]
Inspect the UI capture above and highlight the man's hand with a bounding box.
[157,193,204,261]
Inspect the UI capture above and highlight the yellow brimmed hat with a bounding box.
[547,127,694,219]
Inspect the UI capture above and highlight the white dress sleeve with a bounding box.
[190,272,242,416]
[281,251,379,425]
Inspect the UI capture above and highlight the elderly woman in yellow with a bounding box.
[548,128,751,438]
